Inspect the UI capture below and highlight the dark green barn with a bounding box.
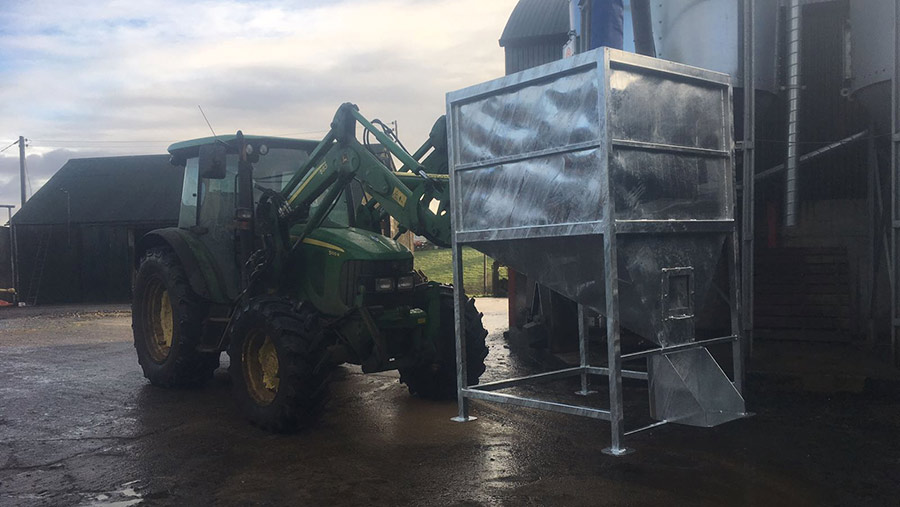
[11,154,183,304]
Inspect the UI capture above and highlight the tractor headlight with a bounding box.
[374,277,394,292]
[397,275,415,291]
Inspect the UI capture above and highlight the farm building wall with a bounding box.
[11,154,182,305]
[0,226,12,302]
[13,223,167,304]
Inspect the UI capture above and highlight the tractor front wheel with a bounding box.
[400,287,488,400]
[132,247,219,387]
[228,298,332,432]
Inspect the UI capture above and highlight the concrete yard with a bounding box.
[0,300,898,506]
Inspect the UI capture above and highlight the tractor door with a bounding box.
[198,154,241,299]
[178,154,242,300]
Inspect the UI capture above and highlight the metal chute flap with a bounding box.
[649,347,746,427]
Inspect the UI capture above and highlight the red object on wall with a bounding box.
[767,202,778,248]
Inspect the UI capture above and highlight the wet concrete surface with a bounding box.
[0,301,898,506]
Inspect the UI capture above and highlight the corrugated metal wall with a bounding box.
[504,43,566,75]
[13,223,162,304]
[0,226,11,292]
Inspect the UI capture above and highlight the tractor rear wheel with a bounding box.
[132,247,219,387]
[400,287,488,400]
[228,298,332,432]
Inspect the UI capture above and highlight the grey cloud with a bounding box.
[0,0,514,219]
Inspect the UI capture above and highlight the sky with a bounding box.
[0,0,520,218]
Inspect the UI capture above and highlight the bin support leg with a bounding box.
[451,241,475,422]
[601,227,632,456]
[575,304,596,396]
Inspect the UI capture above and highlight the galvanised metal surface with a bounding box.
[784,0,802,228]
[446,48,747,453]
[649,0,779,94]
[448,48,732,347]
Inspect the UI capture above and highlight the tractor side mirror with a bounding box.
[198,143,227,179]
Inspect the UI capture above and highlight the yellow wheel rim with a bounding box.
[144,279,174,363]
[243,330,280,405]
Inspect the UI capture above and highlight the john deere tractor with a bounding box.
[132,103,488,431]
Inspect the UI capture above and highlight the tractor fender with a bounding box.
[136,228,230,304]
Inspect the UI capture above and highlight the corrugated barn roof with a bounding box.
[499,0,570,47]
[12,154,183,226]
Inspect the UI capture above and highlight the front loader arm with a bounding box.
[280,103,452,247]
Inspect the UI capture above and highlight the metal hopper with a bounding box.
[447,48,747,454]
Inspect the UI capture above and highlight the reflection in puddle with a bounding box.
[86,480,143,506]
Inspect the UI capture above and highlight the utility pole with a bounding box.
[18,136,26,208]
[1,204,15,304]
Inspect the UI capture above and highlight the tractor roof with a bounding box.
[167,134,321,165]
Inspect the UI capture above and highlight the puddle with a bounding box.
[84,480,144,506]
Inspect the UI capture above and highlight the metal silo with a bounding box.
[849,0,896,133]
[650,0,779,95]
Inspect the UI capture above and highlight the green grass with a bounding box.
[413,247,505,296]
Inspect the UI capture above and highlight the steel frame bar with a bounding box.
[867,132,877,343]
[887,0,899,361]
[468,365,651,395]
[600,49,628,456]
[625,420,669,436]
[610,138,730,157]
[584,366,648,380]
[753,130,869,181]
[461,389,612,420]
[472,367,584,391]
[620,335,738,361]
[453,140,603,172]
[450,136,473,423]
[741,0,756,355]
[576,305,595,395]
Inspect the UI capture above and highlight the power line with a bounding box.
[0,139,19,153]
[755,131,895,146]
[30,139,174,144]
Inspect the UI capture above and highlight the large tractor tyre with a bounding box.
[228,298,332,432]
[400,288,489,400]
[132,247,219,387]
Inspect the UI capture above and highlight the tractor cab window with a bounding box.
[307,189,352,228]
[252,147,351,228]
[178,158,200,229]
[198,154,238,232]
[252,148,310,198]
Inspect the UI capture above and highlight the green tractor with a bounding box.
[131,103,488,431]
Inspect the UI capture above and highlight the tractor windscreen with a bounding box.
[252,148,350,227]
[252,148,310,196]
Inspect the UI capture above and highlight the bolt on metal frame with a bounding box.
[446,48,746,455]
